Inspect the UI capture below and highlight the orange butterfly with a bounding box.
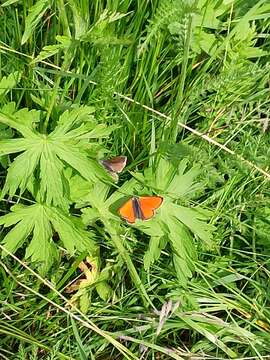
[100,156,127,181]
[118,196,163,224]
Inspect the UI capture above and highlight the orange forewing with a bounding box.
[138,196,163,220]
[118,198,136,224]
[118,196,163,223]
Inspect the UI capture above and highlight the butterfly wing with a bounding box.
[118,198,136,223]
[138,196,163,220]
[101,156,127,174]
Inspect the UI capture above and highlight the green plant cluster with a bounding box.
[0,0,270,359]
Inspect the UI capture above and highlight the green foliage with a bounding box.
[0,104,113,208]
[32,35,72,63]
[0,0,269,358]
[0,104,113,275]
[92,157,214,286]
[0,71,21,98]
[0,203,98,274]
[21,0,50,45]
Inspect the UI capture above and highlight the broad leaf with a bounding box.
[152,157,202,199]
[103,157,214,285]
[0,105,113,208]
[0,203,98,273]
[167,204,214,247]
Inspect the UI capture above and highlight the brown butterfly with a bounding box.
[100,156,127,181]
[118,196,163,224]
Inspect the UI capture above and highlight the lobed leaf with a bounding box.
[0,203,98,273]
[168,203,214,247]
[2,144,43,197]
[0,105,111,208]
[47,206,98,255]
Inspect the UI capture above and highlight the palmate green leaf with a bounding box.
[152,158,202,199]
[166,203,214,247]
[0,105,112,208]
[105,157,213,285]
[0,106,40,138]
[0,203,98,273]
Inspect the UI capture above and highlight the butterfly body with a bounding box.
[118,196,163,224]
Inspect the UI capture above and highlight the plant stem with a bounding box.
[43,44,75,133]
[104,220,155,309]
[170,12,193,143]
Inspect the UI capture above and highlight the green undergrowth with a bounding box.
[0,0,270,359]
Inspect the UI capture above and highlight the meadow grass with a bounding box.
[0,0,270,359]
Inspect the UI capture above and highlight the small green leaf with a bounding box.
[21,0,50,45]
[96,281,113,301]
[0,71,21,96]
[33,36,71,63]
[144,235,167,271]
